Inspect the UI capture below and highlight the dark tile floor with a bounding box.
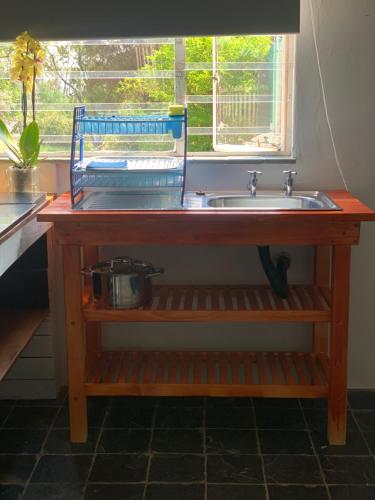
[0,391,375,499]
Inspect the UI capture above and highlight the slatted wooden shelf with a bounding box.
[85,350,329,398]
[83,284,331,323]
[0,309,49,382]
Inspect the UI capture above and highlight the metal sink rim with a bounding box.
[184,191,342,211]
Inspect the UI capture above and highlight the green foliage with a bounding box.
[116,36,273,152]
[0,119,41,167]
[0,35,275,154]
[19,121,40,166]
[116,43,175,103]
[217,36,272,93]
[0,118,20,163]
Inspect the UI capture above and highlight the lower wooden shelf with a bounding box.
[0,308,48,382]
[85,350,329,398]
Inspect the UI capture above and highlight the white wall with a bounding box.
[104,0,375,388]
[180,0,375,388]
[1,0,375,388]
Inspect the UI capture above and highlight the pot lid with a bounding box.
[90,256,154,275]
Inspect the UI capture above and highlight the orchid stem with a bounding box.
[32,62,36,122]
[22,82,27,130]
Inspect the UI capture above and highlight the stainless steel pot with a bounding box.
[82,257,164,309]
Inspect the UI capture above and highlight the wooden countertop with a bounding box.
[38,191,375,224]
[1,199,52,277]
[1,198,50,246]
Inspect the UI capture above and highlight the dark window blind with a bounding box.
[1,0,300,41]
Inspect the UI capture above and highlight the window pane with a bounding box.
[0,39,177,155]
[0,35,292,157]
[184,37,214,152]
[0,46,22,135]
[213,35,286,152]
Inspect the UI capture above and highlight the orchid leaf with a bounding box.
[3,141,22,163]
[0,118,17,149]
[28,141,40,167]
[4,148,22,165]
[0,119,41,168]
[0,118,22,164]
[19,121,40,165]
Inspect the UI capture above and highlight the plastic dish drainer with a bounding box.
[69,106,187,210]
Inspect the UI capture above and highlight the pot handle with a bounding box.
[145,267,164,278]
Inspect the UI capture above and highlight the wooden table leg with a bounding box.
[62,244,87,443]
[328,245,351,445]
[313,246,331,353]
[83,246,101,354]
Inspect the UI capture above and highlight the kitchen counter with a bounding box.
[1,195,50,275]
[38,190,375,247]
[39,190,375,223]
[38,190,375,446]
[0,192,47,245]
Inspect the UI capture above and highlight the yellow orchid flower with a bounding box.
[14,32,33,52]
[10,56,33,83]
[10,31,45,129]
[29,39,43,55]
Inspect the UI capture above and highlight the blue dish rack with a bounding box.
[69,106,187,210]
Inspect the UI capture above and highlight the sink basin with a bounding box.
[184,191,341,211]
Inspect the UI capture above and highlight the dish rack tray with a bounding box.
[70,106,187,209]
[72,157,184,189]
[78,114,184,138]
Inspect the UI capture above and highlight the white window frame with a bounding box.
[181,34,296,158]
[0,35,295,160]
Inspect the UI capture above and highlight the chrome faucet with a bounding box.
[283,170,297,196]
[247,170,262,197]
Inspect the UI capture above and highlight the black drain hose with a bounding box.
[257,246,290,299]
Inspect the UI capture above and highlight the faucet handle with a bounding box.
[247,170,262,196]
[283,169,297,178]
[248,170,263,179]
[283,170,297,196]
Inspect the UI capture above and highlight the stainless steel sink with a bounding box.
[184,191,341,211]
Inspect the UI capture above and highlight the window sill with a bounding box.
[1,156,297,166]
[187,156,297,165]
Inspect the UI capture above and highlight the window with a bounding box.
[0,35,295,157]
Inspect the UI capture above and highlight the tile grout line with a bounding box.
[349,399,375,467]
[251,398,270,500]
[19,400,64,500]
[203,397,207,500]
[298,399,332,500]
[0,400,17,429]
[4,393,375,499]
[348,402,374,456]
[142,398,158,500]
[80,397,111,500]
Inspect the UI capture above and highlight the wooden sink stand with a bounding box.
[38,191,375,444]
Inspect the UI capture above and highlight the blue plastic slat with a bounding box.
[78,114,184,138]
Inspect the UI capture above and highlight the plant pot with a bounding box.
[7,166,39,192]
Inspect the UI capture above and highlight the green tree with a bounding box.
[0,47,22,133]
[1,36,274,155]
[116,36,273,152]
